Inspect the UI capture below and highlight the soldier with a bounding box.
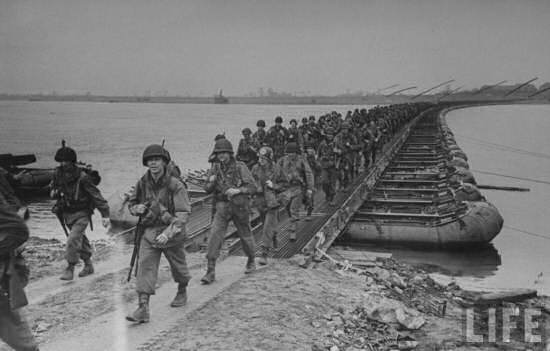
[201,139,258,284]
[303,144,320,220]
[250,147,288,265]
[287,119,304,153]
[276,142,314,240]
[334,122,360,188]
[208,134,226,164]
[126,144,192,323]
[266,116,288,161]
[0,205,40,351]
[360,124,374,170]
[236,128,258,169]
[367,120,380,164]
[317,127,338,206]
[50,142,110,281]
[252,120,267,150]
[298,117,309,136]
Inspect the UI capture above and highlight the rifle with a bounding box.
[127,217,144,282]
[52,201,69,237]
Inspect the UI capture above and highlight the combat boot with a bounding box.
[78,260,94,277]
[60,263,75,281]
[170,283,188,307]
[126,293,150,323]
[200,260,216,285]
[258,247,269,266]
[244,257,256,274]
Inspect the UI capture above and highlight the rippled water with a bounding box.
[2,101,549,293]
[445,104,550,293]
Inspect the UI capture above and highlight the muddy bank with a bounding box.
[8,237,550,351]
[24,236,117,281]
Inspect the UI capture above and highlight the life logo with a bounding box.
[463,304,548,349]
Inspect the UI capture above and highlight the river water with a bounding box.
[1,101,549,293]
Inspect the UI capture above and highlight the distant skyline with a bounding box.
[1,0,549,96]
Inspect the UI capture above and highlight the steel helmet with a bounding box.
[142,144,169,166]
[258,146,274,161]
[213,139,234,154]
[242,128,252,135]
[256,120,266,127]
[284,142,299,154]
[290,119,297,125]
[301,117,308,123]
[275,116,283,124]
[54,140,77,163]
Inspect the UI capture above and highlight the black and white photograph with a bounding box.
[1,0,549,350]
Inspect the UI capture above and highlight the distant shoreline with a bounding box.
[0,94,548,105]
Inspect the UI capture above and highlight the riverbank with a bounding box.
[1,94,545,106]
[14,238,550,351]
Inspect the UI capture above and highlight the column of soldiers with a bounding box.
[0,104,429,348]
[236,103,429,205]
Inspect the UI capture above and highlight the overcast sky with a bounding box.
[1,0,549,96]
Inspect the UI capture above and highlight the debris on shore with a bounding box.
[301,253,549,351]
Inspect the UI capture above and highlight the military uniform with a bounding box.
[250,147,288,263]
[334,125,360,188]
[202,139,258,284]
[317,134,338,204]
[236,131,258,169]
[0,205,39,351]
[252,120,268,150]
[128,171,191,294]
[126,144,191,323]
[287,124,304,153]
[266,120,288,161]
[276,143,314,239]
[51,155,109,280]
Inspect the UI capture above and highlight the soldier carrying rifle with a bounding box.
[126,144,191,323]
[50,141,110,281]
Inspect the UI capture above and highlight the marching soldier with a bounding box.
[0,205,40,351]
[236,128,258,169]
[303,145,320,220]
[201,139,258,284]
[334,122,360,188]
[366,120,380,164]
[266,116,288,161]
[298,117,309,136]
[317,127,338,206]
[50,142,110,281]
[276,142,314,240]
[250,147,288,265]
[287,119,304,153]
[126,144,192,323]
[252,120,267,150]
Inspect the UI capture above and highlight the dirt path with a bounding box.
[37,255,254,351]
